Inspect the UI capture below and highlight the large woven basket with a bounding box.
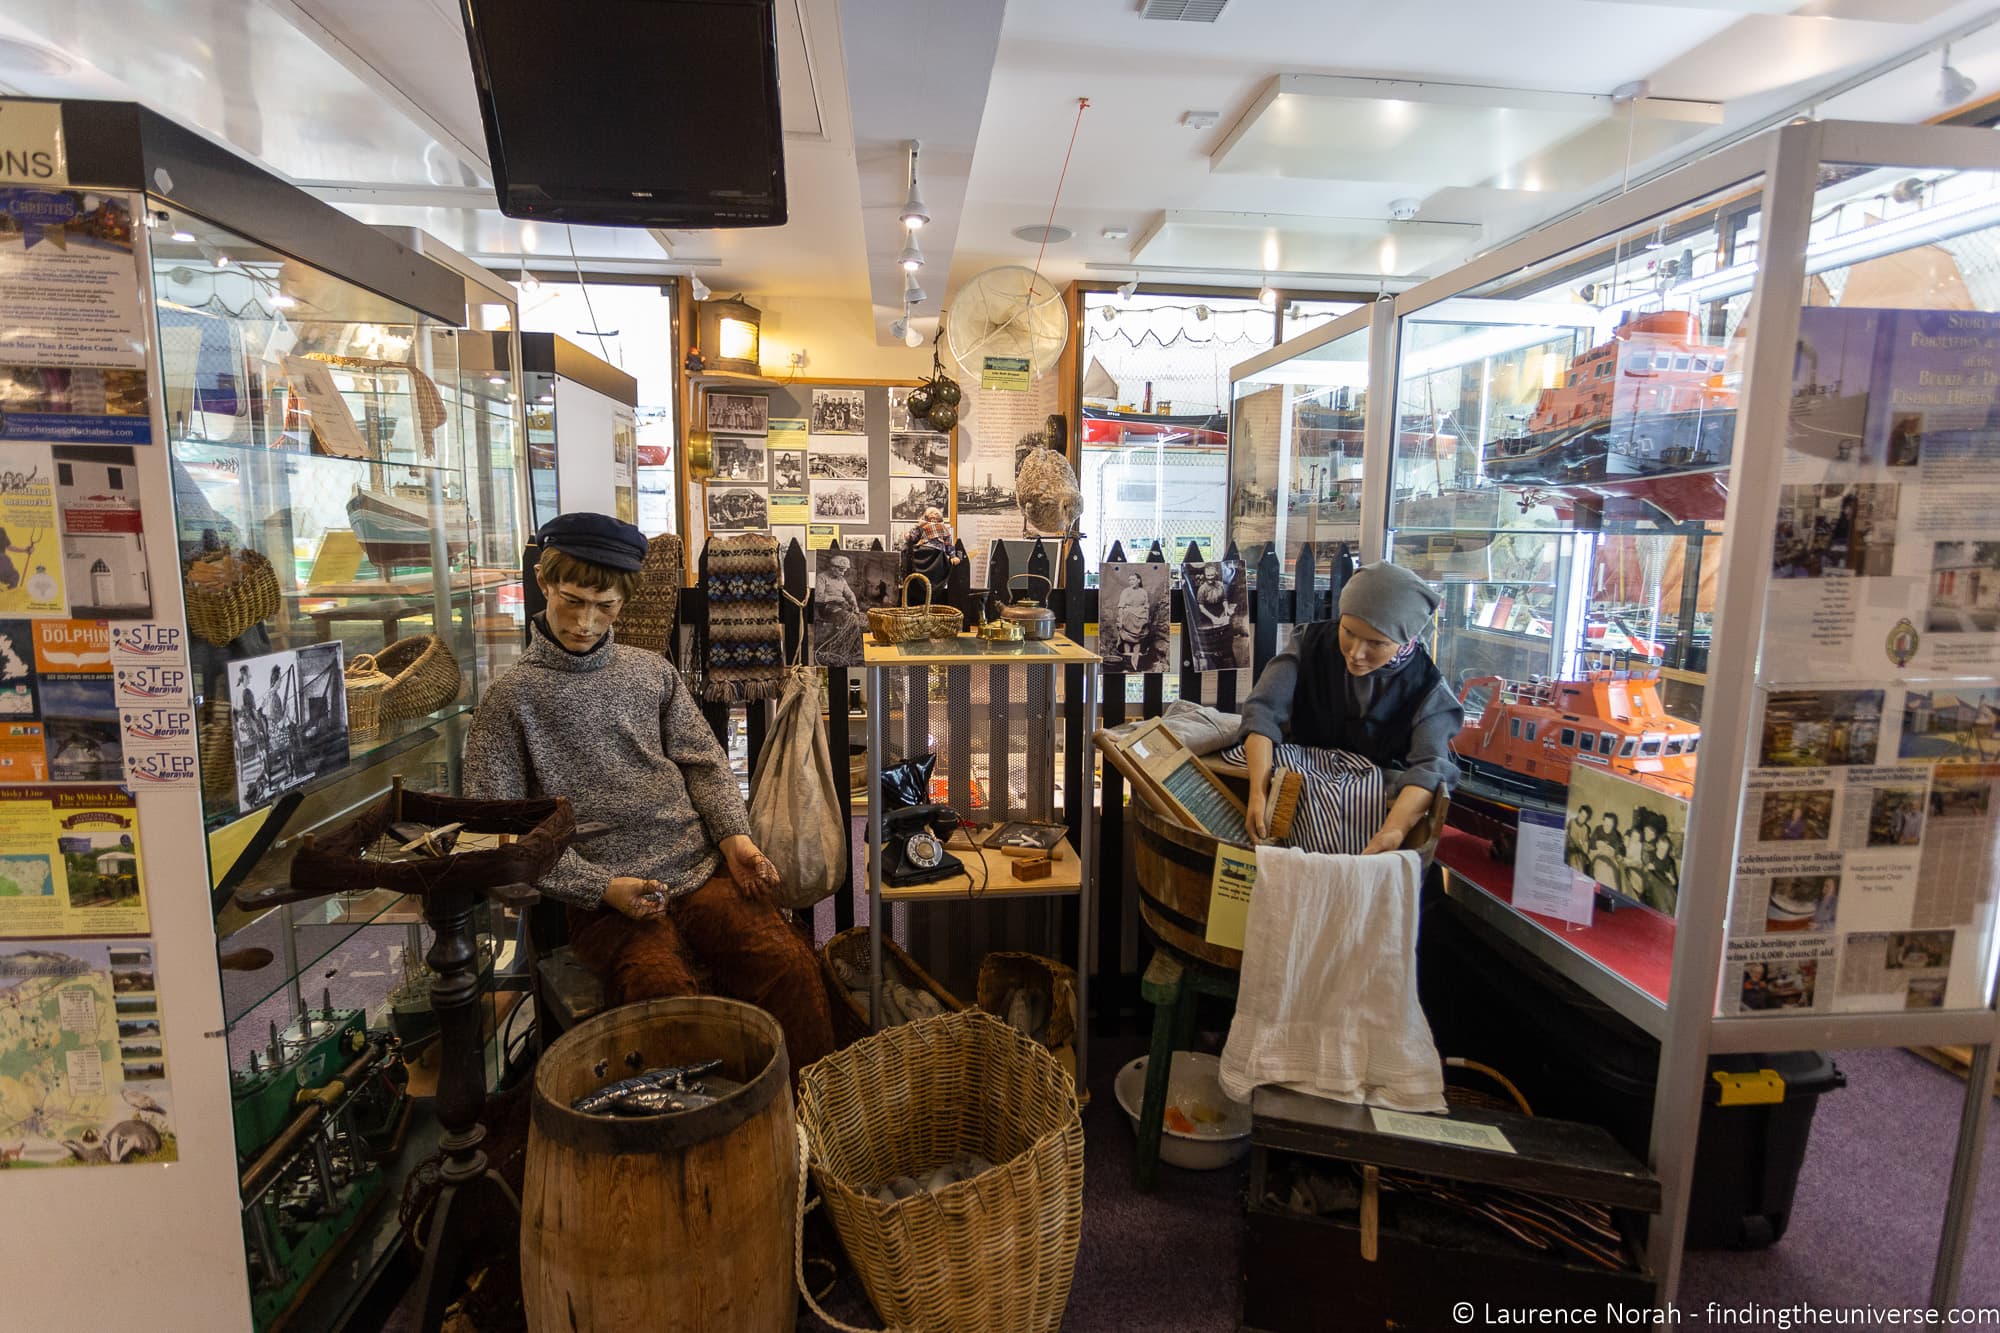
[867,573,962,645]
[198,695,235,803]
[343,653,391,741]
[797,1009,1085,1333]
[820,926,965,1048]
[374,634,460,721]
[617,533,685,656]
[183,550,280,647]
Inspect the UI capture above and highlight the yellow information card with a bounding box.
[981,355,1030,391]
[306,528,366,587]
[807,524,840,550]
[768,417,807,449]
[1204,843,1258,951]
[770,495,809,526]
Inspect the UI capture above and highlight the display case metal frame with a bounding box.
[1263,118,2000,1307]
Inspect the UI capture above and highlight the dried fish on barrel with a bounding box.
[570,1058,724,1114]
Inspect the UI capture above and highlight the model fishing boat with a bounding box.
[1486,311,1738,495]
[1451,667,1699,803]
[346,484,470,573]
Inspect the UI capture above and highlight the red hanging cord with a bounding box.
[1029,97,1091,296]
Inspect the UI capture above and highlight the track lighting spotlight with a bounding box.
[899,141,929,230]
[1116,279,1138,300]
[903,270,927,305]
[898,237,925,272]
[689,274,712,302]
[1940,46,1977,108]
[1257,284,1276,309]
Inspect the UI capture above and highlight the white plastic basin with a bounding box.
[1114,1051,1252,1170]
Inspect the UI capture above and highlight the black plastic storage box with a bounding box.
[1417,893,1847,1249]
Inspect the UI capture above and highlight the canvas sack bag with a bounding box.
[749,664,845,909]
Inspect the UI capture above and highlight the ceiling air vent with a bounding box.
[1141,0,1229,20]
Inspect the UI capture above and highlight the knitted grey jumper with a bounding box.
[462,619,749,907]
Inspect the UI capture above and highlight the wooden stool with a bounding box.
[1134,946,1240,1191]
[535,946,606,1046]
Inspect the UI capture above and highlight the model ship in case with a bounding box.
[346,483,470,573]
[1451,667,1699,804]
[1485,311,1737,520]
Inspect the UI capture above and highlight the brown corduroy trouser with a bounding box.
[567,873,836,1078]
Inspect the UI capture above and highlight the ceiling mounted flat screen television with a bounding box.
[460,0,787,228]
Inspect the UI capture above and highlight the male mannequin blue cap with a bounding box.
[538,512,647,572]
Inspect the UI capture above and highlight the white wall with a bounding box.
[551,377,621,517]
[749,294,931,381]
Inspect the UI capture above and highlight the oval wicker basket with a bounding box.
[797,1010,1085,1333]
[198,695,235,803]
[867,572,963,645]
[183,550,280,647]
[374,634,460,722]
[343,652,391,741]
[820,926,964,1049]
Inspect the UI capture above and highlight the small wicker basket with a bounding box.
[797,1010,1085,1333]
[198,695,235,802]
[374,634,460,721]
[183,550,280,647]
[343,653,391,741]
[820,925,964,1048]
[867,572,963,645]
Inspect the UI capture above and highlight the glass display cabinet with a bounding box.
[1377,119,2000,1305]
[1227,306,1376,573]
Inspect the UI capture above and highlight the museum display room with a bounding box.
[4,4,2000,1332]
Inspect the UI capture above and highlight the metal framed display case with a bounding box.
[1371,120,2000,1303]
[504,332,640,533]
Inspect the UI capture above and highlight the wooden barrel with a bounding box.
[522,996,798,1333]
[1132,797,1244,971]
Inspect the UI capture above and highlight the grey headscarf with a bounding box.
[1338,561,1442,644]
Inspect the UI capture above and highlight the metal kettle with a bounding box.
[1000,573,1057,640]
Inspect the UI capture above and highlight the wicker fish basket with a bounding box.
[374,634,460,722]
[183,549,280,647]
[820,926,964,1048]
[343,653,391,741]
[867,572,962,645]
[975,951,1078,1055]
[797,1009,1085,1333]
[617,533,685,656]
[198,695,235,802]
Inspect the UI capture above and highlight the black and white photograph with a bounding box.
[811,480,870,523]
[1758,689,1884,767]
[1564,766,1687,915]
[1181,558,1250,671]
[1771,481,1899,579]
[889,387,915,433]
[712,436,769,484]
[1757,787,1835,842]
[1099,560,1170,673]
[1885,930,1954,971]
[0,619,36,718]
[1865,785,1927,847]
[294,642,350,781]
[890,479,950,522]
[54,446,152,618]
[956,463,1017,513]
[890,431,951,478]
[707,487,770,531]
[808,437,870,480]
[1927,541,2000,633]
[771,448,806,493]
[1900,687,2000,763]
[1764,874,1839,933]
[812,549,899,667]
[706,393,769,434]
[231,648,303,809]
[810,388,868,435]
[42,674,122,782]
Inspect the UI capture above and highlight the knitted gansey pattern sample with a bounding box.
[702,532,785,702]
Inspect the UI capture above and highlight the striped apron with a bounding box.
[1223,742,1388,856]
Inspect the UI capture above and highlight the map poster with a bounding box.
[0,937,178,1168]
[0,783,147,936]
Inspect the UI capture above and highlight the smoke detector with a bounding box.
[1181,110,1221,131]
[1389,198,1420,222]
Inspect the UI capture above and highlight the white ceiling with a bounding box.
[0,0,1996,345]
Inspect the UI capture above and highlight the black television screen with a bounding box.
[461,0,786,228]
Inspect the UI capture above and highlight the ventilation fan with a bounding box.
[944,266,1068,382]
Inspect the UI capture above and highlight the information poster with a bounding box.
[0,784,148,936]
[0,446,66,614]
[955,363,1058,583]
[0,938,178,1167]
[0,188,147,373]
[35,618,119,782]
[281,355,368,459]
[1205,843,1259,952]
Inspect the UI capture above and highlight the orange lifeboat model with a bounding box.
[1452,668,1699,802]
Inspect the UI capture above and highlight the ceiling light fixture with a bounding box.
[270,294,297,309]
[1257,283,1276,309]
[1388,198,1420,223]
[488,374,507,386]
[899,140,930,230]
[688,274,712,302]
[170,229,194,244]
[1116,279,1138,299]
[518,266,541,292]
[903,269,927,305]
[898,236,925,272]
[1939,46,1976,108]
[197,240,230,269]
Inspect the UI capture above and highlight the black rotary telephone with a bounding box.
[881,803,965,887]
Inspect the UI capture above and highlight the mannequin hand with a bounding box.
[1246,788,1270,843]
[1362,820,1410,856]
[720,834,779,904]
[605,876,668,920]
